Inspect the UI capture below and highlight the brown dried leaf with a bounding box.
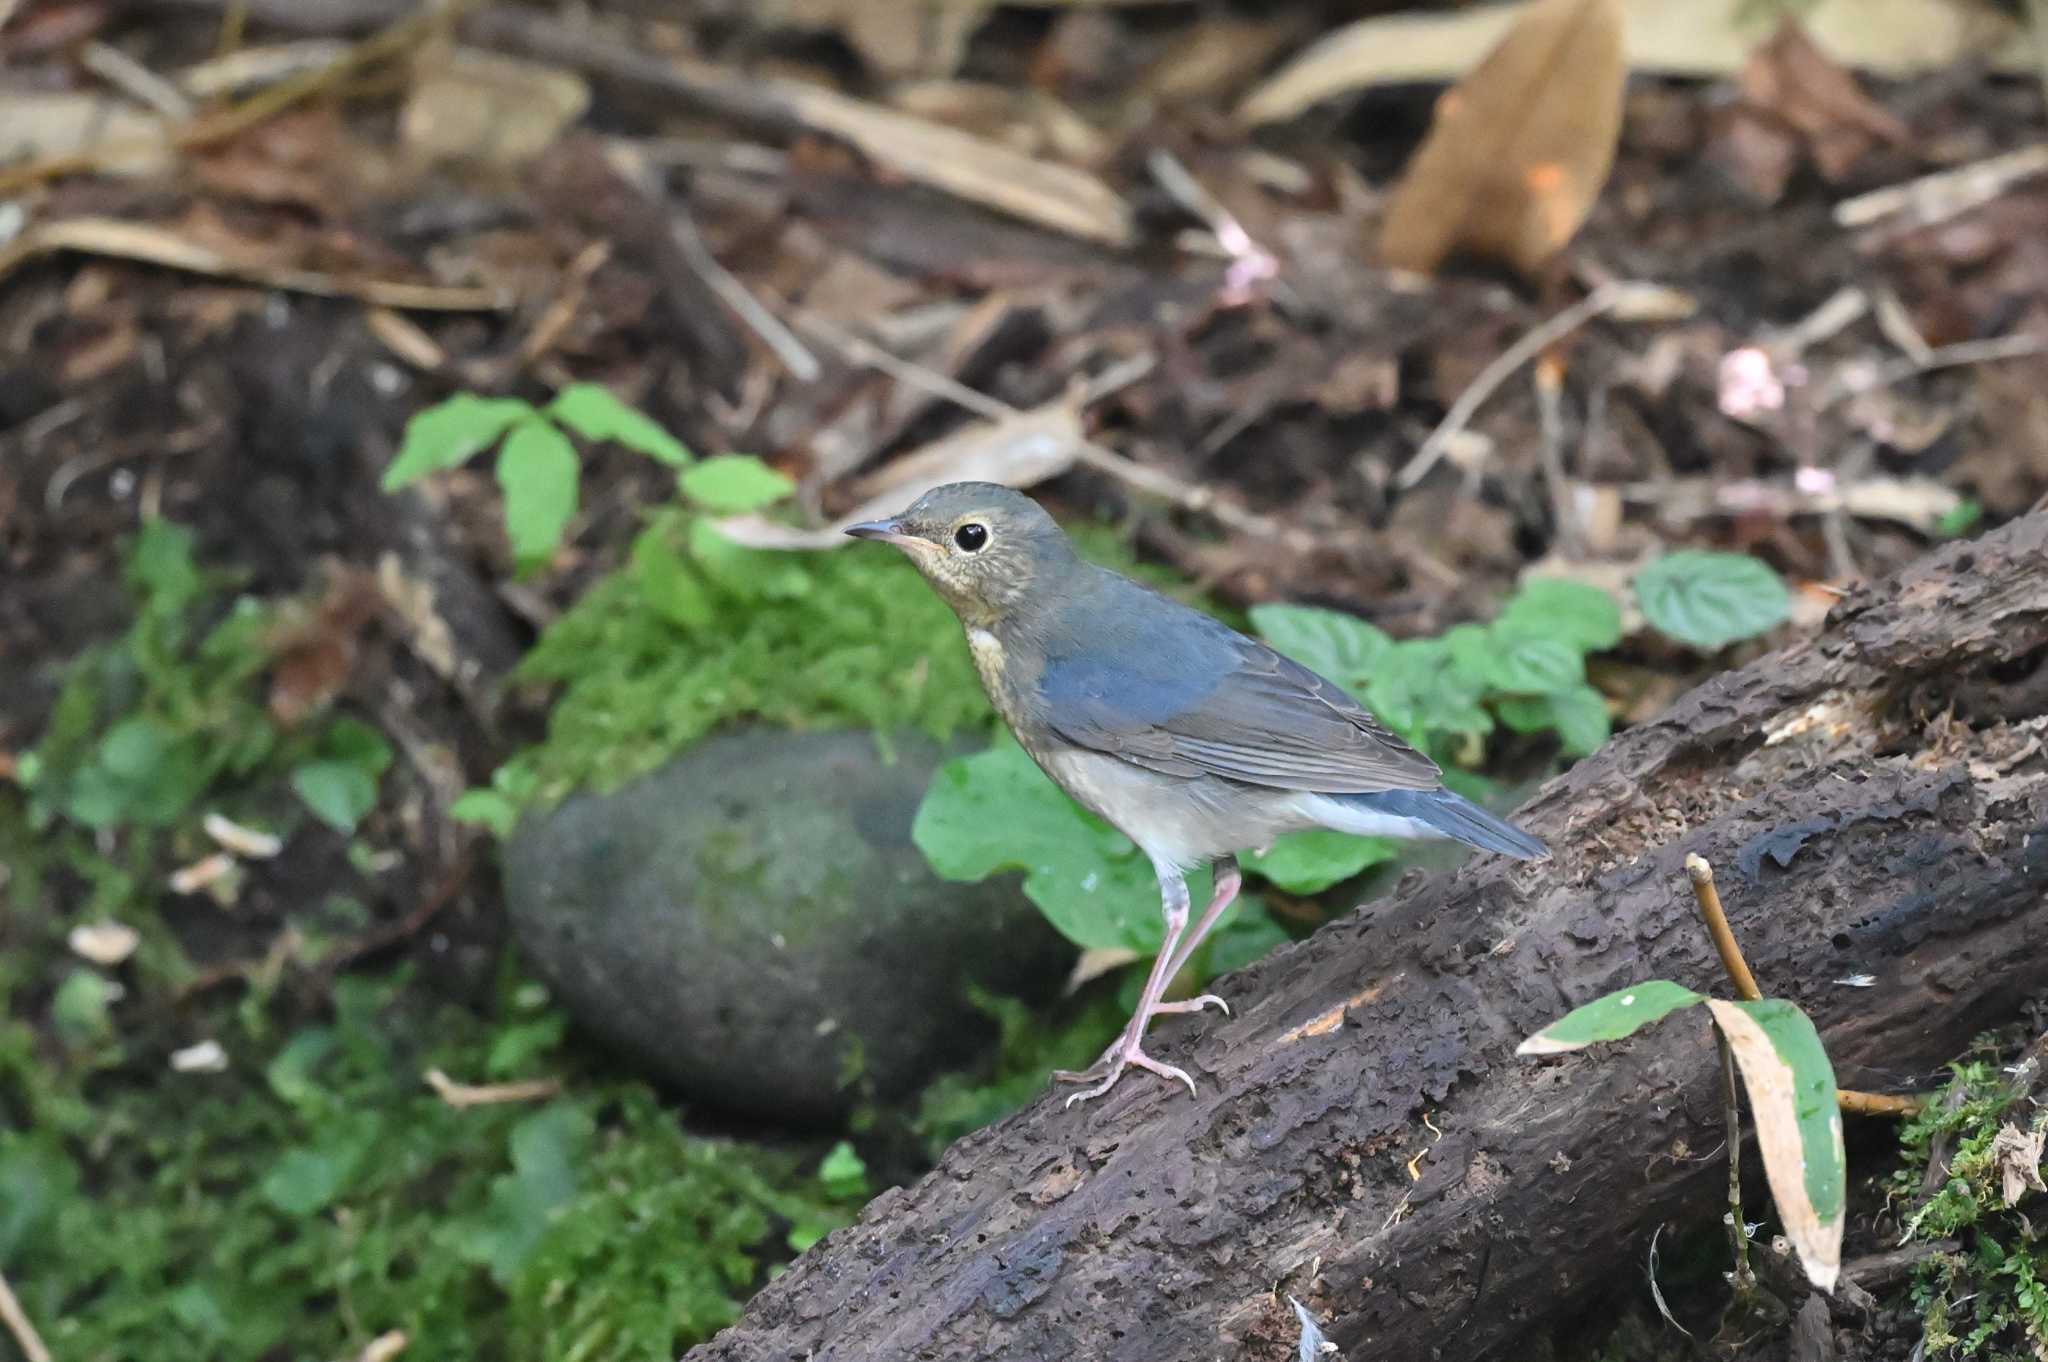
[401,47,589,170]
[1991,1122,2046,1207]
[1741,20,1910,183]
[716,397,1084,550]
[1378,0,1625,279]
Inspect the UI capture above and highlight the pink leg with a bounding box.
[1053,858,1241,1107]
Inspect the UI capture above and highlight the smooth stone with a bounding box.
[504,728,1070,1122]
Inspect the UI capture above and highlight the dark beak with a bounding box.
[844,518,919,547]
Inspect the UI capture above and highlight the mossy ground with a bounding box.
[0,507,1167,1361]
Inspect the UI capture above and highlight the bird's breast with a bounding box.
[965,626,1019,713]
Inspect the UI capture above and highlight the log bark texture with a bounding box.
[690,512,2048,1362]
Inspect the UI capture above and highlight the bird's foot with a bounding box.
[1054,1038,1198,1107]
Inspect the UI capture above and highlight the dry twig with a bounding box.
[1685,854,1921,1118]
[1395,281,1694,489]
[0,1267,52,1362]
[0,217,510,311]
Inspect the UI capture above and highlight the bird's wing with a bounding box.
[1035,589,1442,794]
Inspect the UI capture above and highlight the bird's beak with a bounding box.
[843,518,921,549]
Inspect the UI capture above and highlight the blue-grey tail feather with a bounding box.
[1337,788,1547,860]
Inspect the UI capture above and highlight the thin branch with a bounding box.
[1687,853,1923,1119]
[1394,282,1693,489]
[0,1267,52,1362]
[1718,1029,1758,1296]
[666,205,820,382]
[797,312,1310,547]
[1834,142,2048,231]
[1685,854,1762,1002]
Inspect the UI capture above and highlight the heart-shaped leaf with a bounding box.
[1635,551,1790,651]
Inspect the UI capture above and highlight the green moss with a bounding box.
[1893,1040,2048,1359]
[1,521,872,1362]
[0,968,863,1362]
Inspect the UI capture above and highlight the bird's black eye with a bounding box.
[954,522,988,552]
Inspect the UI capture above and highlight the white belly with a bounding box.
[1039,747,1317,872]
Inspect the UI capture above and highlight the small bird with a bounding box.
[848,483,1545,1105]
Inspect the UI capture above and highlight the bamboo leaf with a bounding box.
[1705,997,1846,1292]
[1517,980,1704,1055]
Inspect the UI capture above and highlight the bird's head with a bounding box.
[845,481,1077,625]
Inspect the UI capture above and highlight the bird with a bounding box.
[847,482,1545,1106]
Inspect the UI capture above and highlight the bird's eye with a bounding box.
[953,522,988,552]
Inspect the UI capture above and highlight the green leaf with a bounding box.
[913,735,1180,952]
[1705,998,1845,1292]
[291,761,378,834]
[452,789,519,839]
[1635,551,1790,651]
[678,455,795,514]
[1546,684,1611,756]
[321,717,393,777]
[817,1141,868,1198]
[1248,604,1391,689]
[545,383,691,466]
[1199,899,1290,979]
[1497,578,1623,651]
[688,517,813,600]
[1243,829,1396,895]
[631,528,714,630]
[495,420,580,570]
[260,1144,359,1218]
[1934,498,1981,538]
[452,1103,593,1285]
[128,519,204,616]
[1365,638,1492,742]
[1484,632,1585,696]
[51,970,119,1042]
[0,1136,80,1269]
[1516,980,1705,1055]
[381,395,536,491]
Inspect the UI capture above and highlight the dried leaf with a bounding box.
[1741,20,1910,183]
[1991,1122,2046,1207]
[779,82,1133,246]
[1704,998,1845,1293]
[715,398,1084,550]
[401,47,589,170]
[1239,0,2030,125]
[770,0,993,80]
[1378,0,1625,279]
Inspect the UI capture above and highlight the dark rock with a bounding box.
[504,728,1070,1122]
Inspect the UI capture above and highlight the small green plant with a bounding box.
[19,521,392,846]
[1519,858,1849,1298]
[1893,1043,2048,1359]
[380,383,796,573]
[1521,982,1846,1290]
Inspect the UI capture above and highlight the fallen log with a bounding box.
[689,511,2048,1362]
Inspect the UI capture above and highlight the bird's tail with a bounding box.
[1314,787,1547,861]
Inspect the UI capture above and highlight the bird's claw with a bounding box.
[1054,1040,1199,1107]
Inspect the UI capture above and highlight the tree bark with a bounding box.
[688,511,2048,1362]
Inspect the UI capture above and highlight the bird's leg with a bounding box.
[1054,863,1225,1106]
[1152,856,1242,1012]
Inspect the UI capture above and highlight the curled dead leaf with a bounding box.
[1991,1122,2046,1207]
[1378,0,1626,279]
